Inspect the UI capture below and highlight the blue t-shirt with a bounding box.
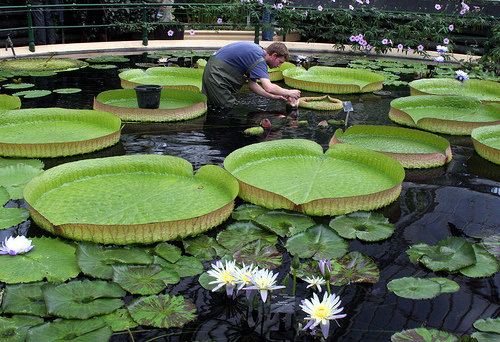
[214,42,269,81]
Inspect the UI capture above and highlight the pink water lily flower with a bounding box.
[217,18,223,24]
[443,38,450,44]
[167,30,174,36]
[349,5,354,10]
[0,236,34,255]
[435,4,441,10]
[189,29,195,35]
[417,44,424,51]
[449,24,454,31]
[397,44,403,50]
[318,5,323,11]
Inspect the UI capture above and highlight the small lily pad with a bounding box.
[387,277,441,299]
[112,264,180,295]
[154,255,203,278]
[391,327,459,342]
[428,277,460,293]
[2,83,34,89]
[328,211,394,241]
[231,204,269,221]
[329,251,379,286]
[459,244,499,277]
[101,309,139,332]
[0,207,29,229]
[86,56,130,63]
[26,317,112,342]
[233,239,282,269]
[0,237,80,284]
[284,224,348,260]
[77,242,153,279]
[406,237,476,272]
[89,64,117,69]
[216,221,278,252]
[2,282,48,317]
[474,317,500,334]
[0,164,43,200]
[0,315,44,342]
[182,235,227,260]
[198,271,220,292]
[253,210,315,237]
[127,294,196,329]
[0,186,9,205]
[53,88,82,94]
[154,242,182,263]
[480,234,500,259]
[12,90,52,98]
[471,331,500,341]
[42,280,125,319]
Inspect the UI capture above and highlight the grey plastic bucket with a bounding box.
[134,84,163,109]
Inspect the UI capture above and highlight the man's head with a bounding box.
[265,42,289,68]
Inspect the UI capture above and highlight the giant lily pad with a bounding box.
[223,139,405,216]
[471,125,500,165]
[0,57,88,74]
[0,94,21,110]
[407,237,476,272]
[328,211,394,242]
[391,327,459,342]
[298,95,343,111]
[26,317,112,342]
[330,125,452,168]
[127,294,196,329]
[0,108,122,158]
[282,66,384,94]
[42,280,125,319]
[409,78,500,103]
[93,88,207,122]
[284,224,348,260]
[389,95,500,135]
[268,61,295,81]
[24,154,239,244]
[0,237,79,283]
[119,67,203,91]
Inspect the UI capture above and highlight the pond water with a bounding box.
[3,53,500,341]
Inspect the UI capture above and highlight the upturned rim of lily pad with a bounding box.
[118,67,203,91]
[330,125,452,168]
[93,88,207,122]
[282,66,385,94]
[471,125,500,165]
[223,139,404,216]
[23,154,239,244]
[298,95,344,111]
[0,108,122,158]
[389,95,500,135]
[268,61,295,82]
[409,78,500,103]
[0,57,89,73]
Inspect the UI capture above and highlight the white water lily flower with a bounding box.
[0,236,34,255]
[300,292,347,339]
[207,260,239,297]
[455,70,469,82]
[304,276,326,292]
[232,263,257,294]
[243,268,285,303]
[436,45,448,54]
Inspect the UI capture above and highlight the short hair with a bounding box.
[265,42,289,61]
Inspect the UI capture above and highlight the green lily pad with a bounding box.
[283,66,385,94]
[459,243,499,277]
[24,155,239,244]
[285,224,348,260]
[182,235,227,260]
[0,186,9,205]
[25,317,111,342]
[0,237,79,284]
[53,88,82,94]
[391,327,459,341]
[231,204,270,221]
[198,271,220,292]
[294,260,321,281]
[119,67,203,91]
[0,158,44,169]
[329,251,379,286]
[0,57,89,73]
[409,78,500,102]
[127,294,196,329]
[0,163,43,200]
[471,125,500,165]
[480,234,500,259]
[89,64,117,69]
[2,83,34,90]
[390,95,500,135]
[233,239,282,269]
[12,90,52,98]
[330,125,452,168]
[86,56,130,63]
[474,317,500,334]
[0,94,21,109]
[253,210,315,237]
[0,108,121,158]
[154,242,182,263]
[154,255,203,278]
[2,282,48,317]
[0,207,29,229]
[42,280,125,319]
[77,242,153,279]
[224,139,404,216]
[216,221,278,252]
[471,331,500,341]
[428,277,460,293]
[112,264,180,295]
[0,315,44,342]
[387,277,441,299]
[328,211,394,241]
[101,309,139,332]
[406,237,476,272]
[94,87,207,122]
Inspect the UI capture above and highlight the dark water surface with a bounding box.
[4,53,500,341]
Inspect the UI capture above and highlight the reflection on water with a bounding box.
[3,53,499,341]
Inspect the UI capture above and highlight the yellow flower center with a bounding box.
[221,271,235,283]
[311,303,329,320]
